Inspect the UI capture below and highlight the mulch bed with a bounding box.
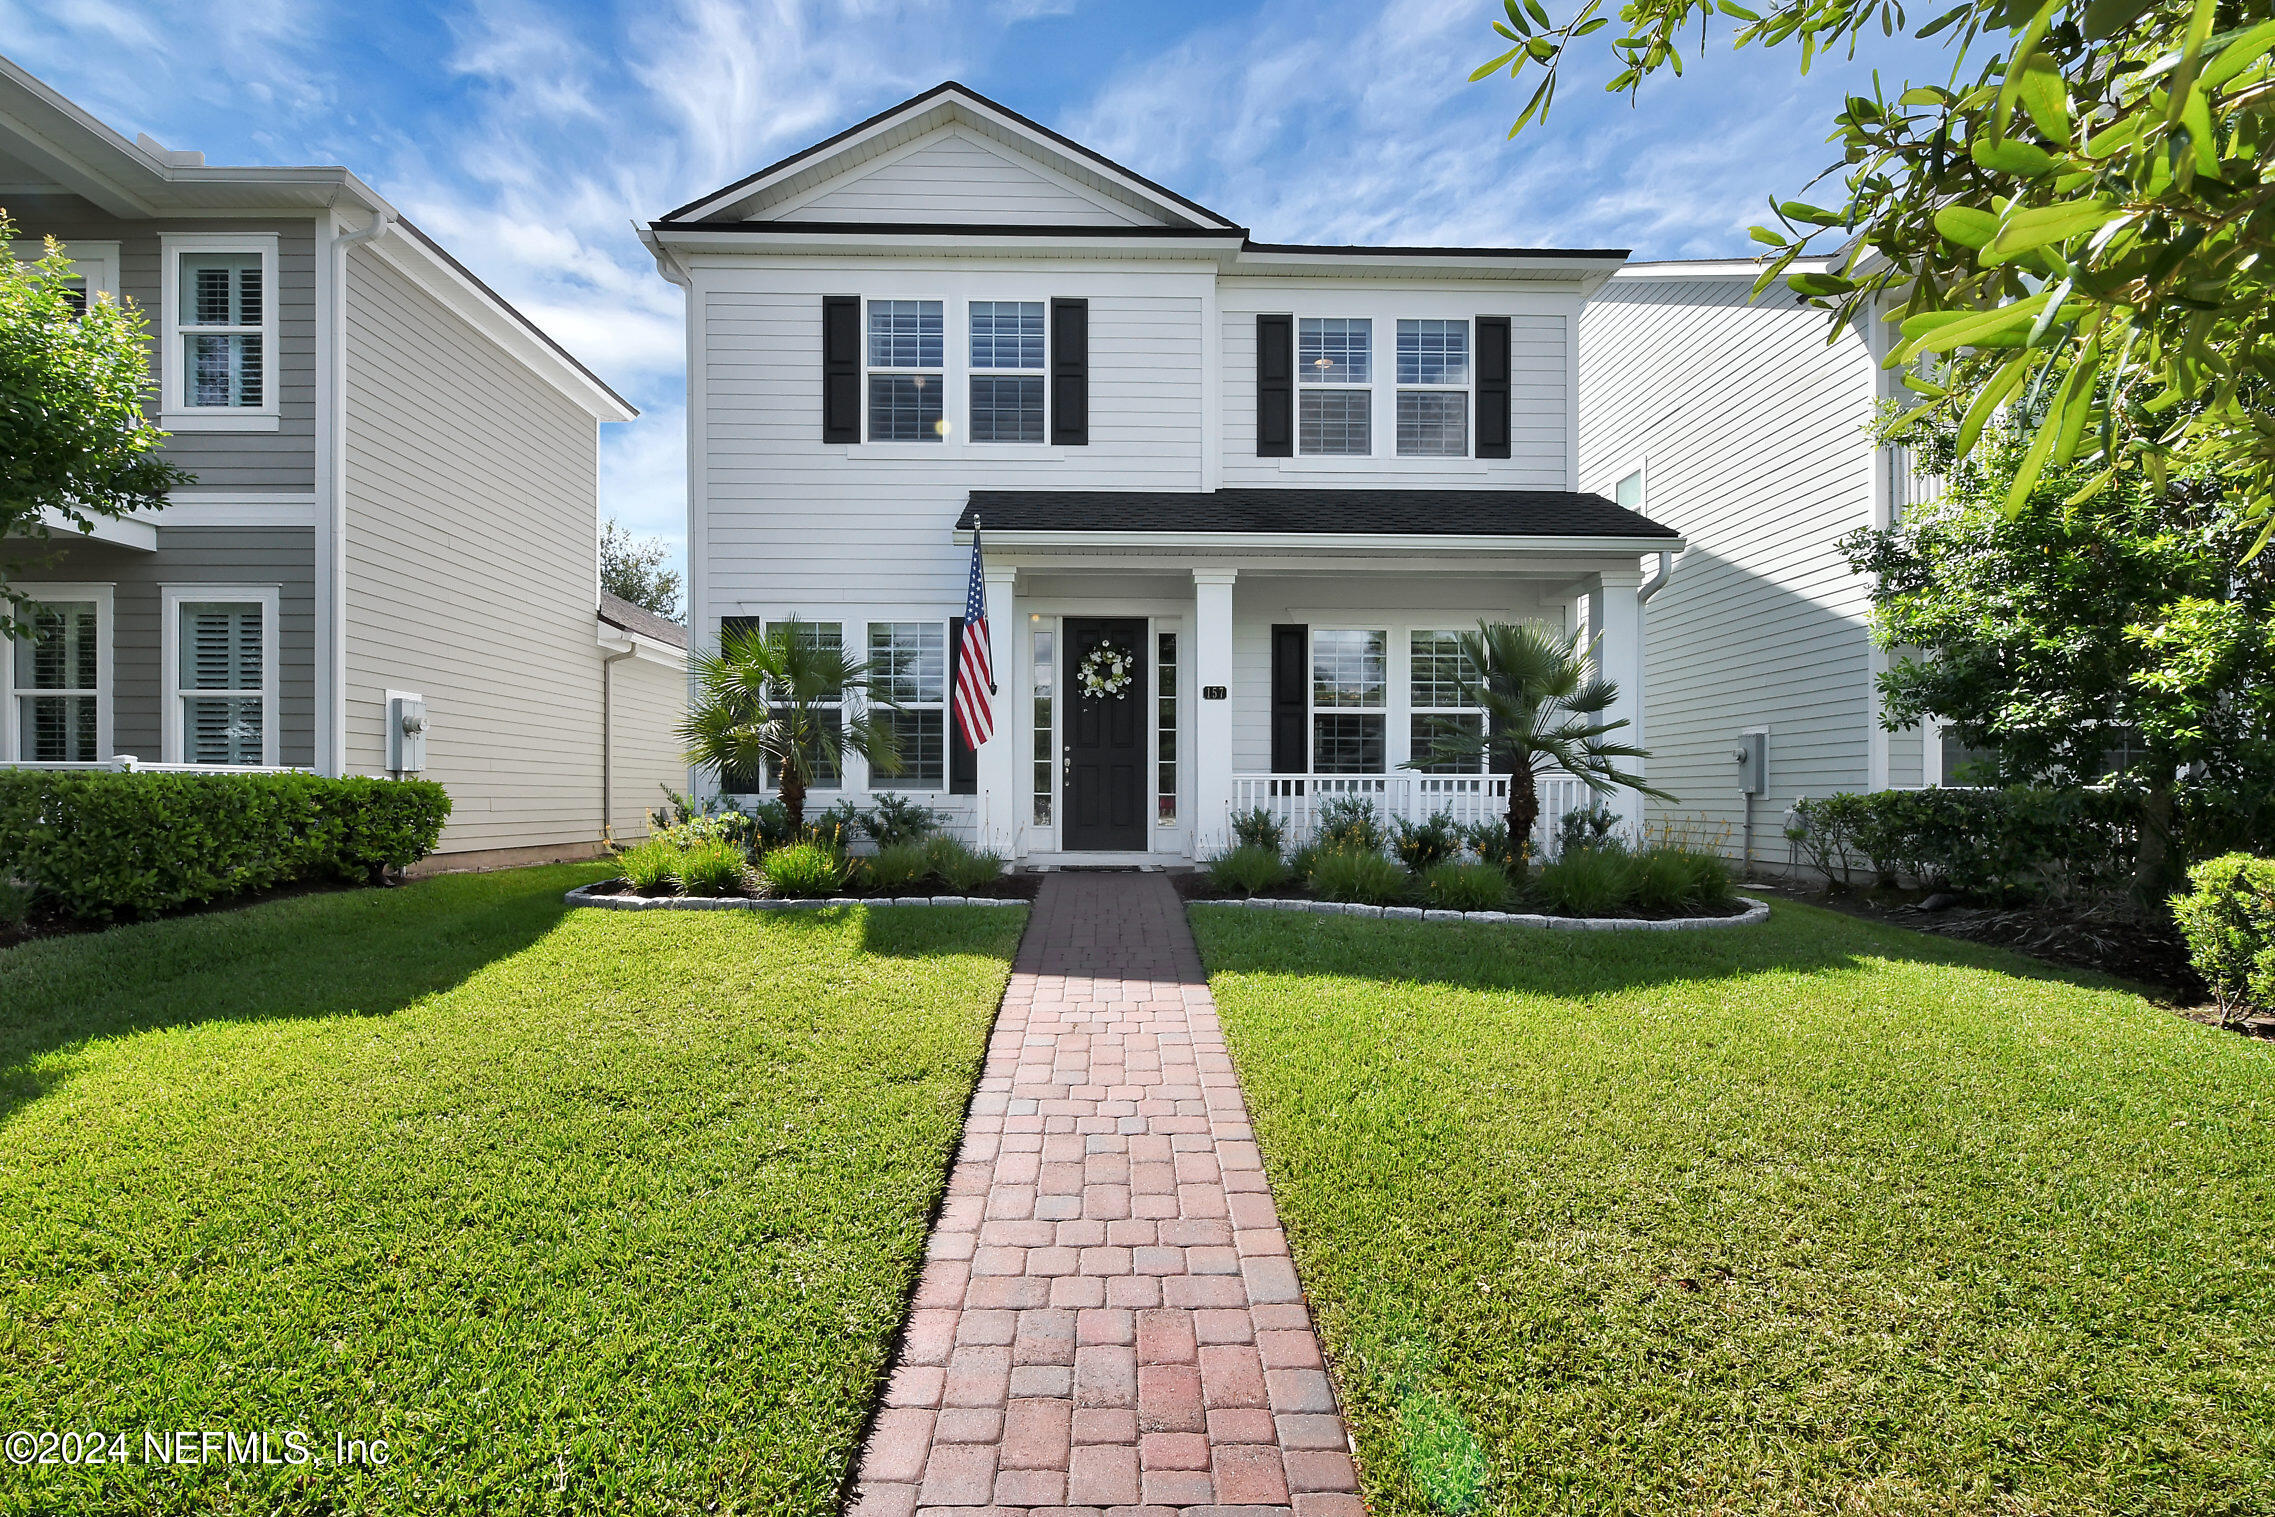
[1170,869,1753,921]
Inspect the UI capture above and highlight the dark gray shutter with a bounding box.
[717,616,767,793]
[1270,623,1308,773]
[1475,316,1511,459]
[948,615,977,795]
[1256,314,1293,458]
[823,296,860,443]
[1050,298,1088,446]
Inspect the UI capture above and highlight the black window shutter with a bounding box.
[822,295,860,443]
[1270,623,1308,773]
[948,615,978,795]
[1475,316,1511,459]
[717,617,767,792]
[1256,314,1293,458]
[1050,298,1088,446]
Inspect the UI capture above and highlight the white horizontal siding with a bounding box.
[760,127,1158,227]
[608,655,688,840]
[1581,271,1884,860]
[343,247,606,855]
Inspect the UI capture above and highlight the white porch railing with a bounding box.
[0,757,303,775]
[1231,770,1598,858]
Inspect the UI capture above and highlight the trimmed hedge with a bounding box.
[0,771,451,921]
[2172,854,2275,1021]
[1787,787,2140,900]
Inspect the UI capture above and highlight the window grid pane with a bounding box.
[1311,630,1386,710]
[876,710,945,790]
[18,603,97,692]
[1298,318,1371,384]
[1396,392,1466,457]
[1410,714,1484,775]
[187,695,264,765]
[23,694,97,762]
[868,374,942,442]
[868,622,947,705]
[969,301,1045,370]
[1396,319,1468,385]
[183,256,261,327]
[181,603,262,692]
[1408,631,1482,709]
[1156,631,1177,822]
[1032,625,1055,825]
[866,299,943,369]
[1615,470,1645,511]
[970,375,1045,443]
[1299,391,1370,455]
[188,334,262,408]
[1313,714,1384,775]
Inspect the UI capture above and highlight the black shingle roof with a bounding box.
[958,489,1678,540]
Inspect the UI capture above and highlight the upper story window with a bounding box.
[969,301,1046,444]
[866,300,944,442]
[1298,318,1371,456]
[1613,467,1645,513]
[1396,320,1468,457]
[161,233,278,429]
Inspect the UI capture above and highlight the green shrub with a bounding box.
[927,836,1006,893]
[1313,795,1386,854]
[1789,787,2143,899]
[0,770,450,921]
[1536,846,1637,917]
[2172,853,2275,1022]
[1556,801,1622,854]
[616,838,682,894]
[650,789,790,853]
[1675,847,1737,907]
[1305,846,1411,906]
[1462,817,1524,872]
[1421,861,1510,911]
[762,841,850,898]
[863,793,944,849]
[676,838,750,896]
[809,799,865,853]
[862,841,938,892]
[1206,844,1292,898]
[1228,807,1287,854]
[1631,846,1704,915]
[1391,811,1462,872]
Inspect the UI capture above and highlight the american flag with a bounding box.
[955,527,994,747]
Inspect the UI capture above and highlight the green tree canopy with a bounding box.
[599,518,683,621]
[1,214,189,622]
[1476,0,2275,549]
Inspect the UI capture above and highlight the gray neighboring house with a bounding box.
[0,55,686,866]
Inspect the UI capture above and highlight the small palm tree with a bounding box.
[679,619,901,835]
[1406,619,1673,852]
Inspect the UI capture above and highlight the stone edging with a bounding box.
[1201,894,1772,930]
[563,881,1026,912]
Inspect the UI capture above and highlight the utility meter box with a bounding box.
[1734,729,1768,797]
[388,693,427,775]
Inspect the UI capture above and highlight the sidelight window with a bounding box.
[1156,631,1177,823]
[1031,619,1055,825]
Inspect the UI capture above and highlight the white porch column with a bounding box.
[976,564,1021,854]
[1596,567,1647,836]
[1192,568,1237,854]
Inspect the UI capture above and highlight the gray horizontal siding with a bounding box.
[767,128,1156,226]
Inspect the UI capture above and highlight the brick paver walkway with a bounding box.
[849,872,1362,1517]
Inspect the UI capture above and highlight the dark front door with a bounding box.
[1064,617,1149,851]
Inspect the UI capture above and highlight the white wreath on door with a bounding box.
[1077,642,1136,700]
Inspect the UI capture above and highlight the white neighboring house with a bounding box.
[1578,259,1937,868]
[0,54,683,867]
[644,81,1682,865]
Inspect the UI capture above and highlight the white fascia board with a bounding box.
[649,226,1242,262]
[360,231,636,422]
[1233,248,1623,293]
[597,625,688,669]
[28,508,157,552]
[960,529,1687,556]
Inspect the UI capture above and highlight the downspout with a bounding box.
[1636,549,1675,605]
[321,198,394,776]
[601,641,635,840]
[1631,549,1676,756]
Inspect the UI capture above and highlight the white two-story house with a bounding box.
[644,82,1681,865]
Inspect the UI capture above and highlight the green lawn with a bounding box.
[1191,901,2275,1517]
[0,866,1023,1517]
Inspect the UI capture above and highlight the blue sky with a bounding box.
[3,0,1945,575]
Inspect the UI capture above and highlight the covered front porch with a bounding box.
[957,489,1682,866]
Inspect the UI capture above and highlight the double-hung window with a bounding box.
[1298,318,1371,455]
[718,617,843,791]
[868,621,946,790]
[866,300,944,442]
[164,587,278,766]
[968,301,1046,443]
[10,590,109,762]
[1311,629,1387,773]
[162,234,276,427]
[1396,320,1469,456]
[1409,630,1485,773]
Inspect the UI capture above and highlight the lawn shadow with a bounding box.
[0,864,604,1126]
[853,901,1030,965]
[1186,896,2159,1006]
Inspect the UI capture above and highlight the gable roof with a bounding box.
[958,488,1680,542]
[599,592,688,650]
[662,81,1240,230]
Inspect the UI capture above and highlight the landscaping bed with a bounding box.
[0,863,1024,1516]
[1191,900,2275,1516]
[1174,869,1759,924]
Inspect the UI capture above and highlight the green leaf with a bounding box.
[1995,0,2065,141]
[1970,136,2059,177]
[2204,19,2275,89]
[1524,0,1552,27]
[2082,0,2155,40]
[1982,199,2119,264]
[1574,15,1610,33]
[1717,0,1762,17]
[2014,55,2072,141]
[1470,46,1523,81]
[1778,200,1847,225]
[1901,295,2052,356]
[1957,352,2038,460]
[1933,204,2000,248]
[1788,271,1858,296]
[1749,225,1789,247]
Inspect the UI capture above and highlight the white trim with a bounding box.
[316,209,349,776]
[158,231,280,430]
[4,582,114,763]
[960,529,1687,555]
[596,623,687,670]
[10,236,118,302]
[32,507,155,551]
[1596,458,1649,515]
[138,492,319,529]
[160,584,280,767]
